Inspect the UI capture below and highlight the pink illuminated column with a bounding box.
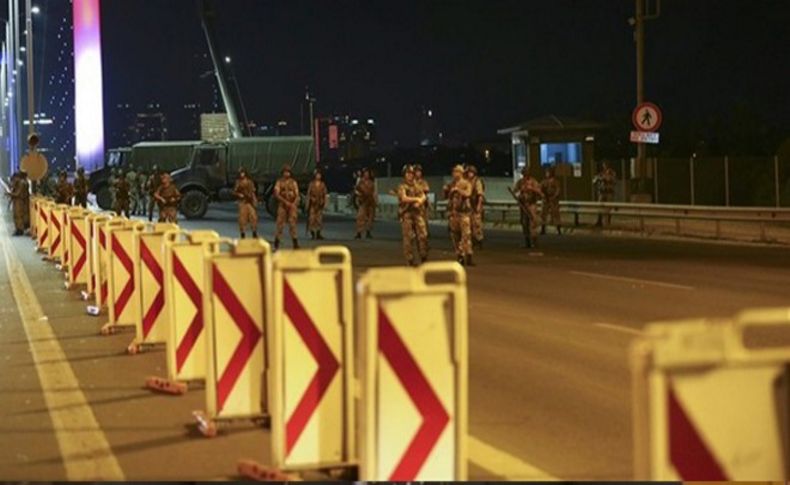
[73,0,105,171]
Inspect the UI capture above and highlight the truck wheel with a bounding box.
[180,190,209,220]
[96,185,112,210]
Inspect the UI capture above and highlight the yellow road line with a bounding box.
[468,434,558,480]
[0,220,124,480]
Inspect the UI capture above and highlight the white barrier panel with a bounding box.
[147,230,220,395]
[269,246,355,472]
[47,204,68,262]
[196,238,270,436]
[29,196,39,240]
[632,308,790,480]
[66,207,91,289]
[36,199,52,251]
[128,223,178,354]
[101,219,145,334]
[357,263,468,481]
[86,215,115,313]
[59,207,73,273]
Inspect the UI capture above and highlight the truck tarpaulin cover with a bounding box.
[227,137,316,175]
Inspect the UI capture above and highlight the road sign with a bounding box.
[20,151,48,181]
[630,130,660,144]
[632,308,790,480]
[66,208,91,289]
[633,102,662,132]
[269,247,355,471]
[101,220,145,335]
[198,238,270,437]
[358,263,468,481]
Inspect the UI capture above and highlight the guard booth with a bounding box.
[498,115,603,201]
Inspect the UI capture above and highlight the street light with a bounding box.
[30,4,38,14]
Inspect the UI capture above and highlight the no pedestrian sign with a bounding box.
[633,102,663,131]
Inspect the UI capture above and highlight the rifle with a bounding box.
[507,186,531,215]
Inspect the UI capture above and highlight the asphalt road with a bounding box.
[1,203,789,480]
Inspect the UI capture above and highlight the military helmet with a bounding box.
[58,169,67,177]
[521,165,530,175]
[452,164,464,174]
[77,167,85,175]
[281,164,292,174]
[413,163,423,172]
[152,164,159,172]
[465,164,478,174]
[402,164,414,175]
[238,166,248,176]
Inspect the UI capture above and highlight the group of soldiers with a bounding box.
[510,166,564,248]
[110,167,181,223]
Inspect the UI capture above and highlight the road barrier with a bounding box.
[36,199,51,252]
[47,204,68,263]
[631,308,790,480]
[66,207,92,290]
[29,196,40,240]
[195,238,271,437]
[101,219,145,335]
[146,230,219,395]
[357,262,468,481]
[268,246,356,473]
[86,214,115,312]
[127,223,178,354]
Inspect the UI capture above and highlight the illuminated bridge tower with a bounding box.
[72,0,104,171]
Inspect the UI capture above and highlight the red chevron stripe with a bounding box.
[668,385,728,480]
[212,264,262,412]
[140,240,165,338]
[51,214,62,253]
[70,221,87,281]
[284,279,340,455]
[173,253,203,372]
[111,233,135,319]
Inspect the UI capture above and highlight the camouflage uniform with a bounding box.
[136,171,148,215]
[594,165,616,226]
[114,176,131,217]
[9,174,29,234]
[540,174,562,232]
[234,176,258,238]
[146,171,162,222]
[155,183,181,223]
[514,175,543,248]
[398,176,428,265]
[354,177,376,238]
[468,172,485,246]
[274,175,300,248]
[307,179,327,238]
[55,175,74,205]
[415,176,431,221]
[444,173,474,265]
[73,171,89,208]
[126,168,139,215]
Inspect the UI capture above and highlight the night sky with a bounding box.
[100,0,789,147]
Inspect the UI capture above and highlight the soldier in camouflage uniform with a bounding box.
[126,166,139,215]
[55,170,74,205]
[540,167,562,235]
[307,170,327,240]
[113,169,131,217]
[8,171,29,235]
[593,161,616,226]
[444,164,474,266]
[354,168,376,239]
[234,167,258,239]
[466,165,485,249]
[136,169,148,215]
[73,167,89,208]
[146,165,162,222]
[513,166,544,248]
[154,173,181,223]
[398,165,428,266]
[108,168,118,209]
[273,165,300,250]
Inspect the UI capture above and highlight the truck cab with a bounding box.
[171,143,231,219]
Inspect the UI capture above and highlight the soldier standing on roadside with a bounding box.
[273,165,300,250]
[513,166,544,248]
[444,164,474,266]
[114,169,131,217]
[354,168,377,239]
[136,169,148,215]
[73,167,89,208]
[466,165,485,249]
[414,164,431,227]
[108,168,118,209]
[55,170,74,205]
[593,161,616,227]
[126,165,139,215]
[398,165,428,266]
[540,167,562,235]
[146,165,161,222]
[234,167,258,239]
[154,173,181,223]
[8,171,29,235]
[307,170,327,240]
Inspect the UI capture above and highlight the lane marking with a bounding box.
[0,219,125,480]
[570,270,694,291]
[594,322,645,337]
[468,435,558,480]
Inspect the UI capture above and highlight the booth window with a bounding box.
[540,142,583,177]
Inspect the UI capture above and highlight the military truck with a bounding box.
[89,141,200,209]
[171,136,315,219]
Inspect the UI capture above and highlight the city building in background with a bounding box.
[315,115,377,162]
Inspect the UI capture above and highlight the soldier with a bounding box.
[234,167,258,239]
[398,165,428,266]
[55,170,74,205]
[443,165,474,266]
[7,171,29,235]
[306,170,327,240]
[273,165,300,250]
[512,166,544,248]
[126,165,139,215]
[154,173,181,223]
[5,172,19,211]
[146,165,162,222]
[414,164,431,221]
[354,168,376,239]
[108,168,118,209]
[113,169,131,217]
[136,169,148,215]
[593,161,616,226]
[73,167,89,208]
[466,165,485,249]
[540,167,562,235]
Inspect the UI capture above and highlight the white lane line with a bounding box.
[594,322,645,337]
[468,435,558,480]
[570,270,694,291]
[0,221,125,480]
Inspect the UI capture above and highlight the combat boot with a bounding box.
[557,225,562,235]
[541,225,546,235]
[240,231,246,239]
[310,231,316,240]
[316,231,325,240]
[365,230,373,239]
[465,255,475,267]
[252,231,258,238]
[354,232,362,240]
[292,238,300,249]
[274,238,280,250]
[457,255,465,266]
